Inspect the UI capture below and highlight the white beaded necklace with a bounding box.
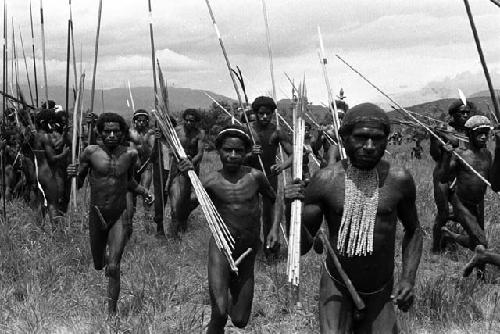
[337,163,379,257]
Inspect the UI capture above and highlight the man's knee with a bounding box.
[105,263,120,279]
[231,315,250,328]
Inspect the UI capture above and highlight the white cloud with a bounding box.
[4,0,500,106]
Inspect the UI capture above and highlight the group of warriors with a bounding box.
[3,91,500,333]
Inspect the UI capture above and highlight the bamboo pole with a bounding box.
[127,79,135,111]
[29,0,38,107]
[89,0,102,115]
[287,80,306,306]
[462,0,500,121]
[39,0,49,105]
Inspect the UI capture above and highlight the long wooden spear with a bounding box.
[147,0,165,215]
[462,0,500,121]
[65,1,71,114]
[39,0,49,105]
[29,0,38,107]
[71,73,85,210]
[69,0,77,89]
[336,54,500,196]
[89,0,102,115]
[261,0,289,245]
[318,26,346,161]
[204,0,267,175]
[1,0,6,222]
[19,30,34,106]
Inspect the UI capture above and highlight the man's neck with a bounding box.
[100,143,124,156]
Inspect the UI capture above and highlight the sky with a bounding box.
[4,0,500,107]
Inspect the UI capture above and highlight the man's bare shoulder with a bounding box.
[386,162,416,197]
[126,146,139,157]
[84,145,101,155]
[310,162,341,186]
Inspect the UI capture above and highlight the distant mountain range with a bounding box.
[17,85,235,118]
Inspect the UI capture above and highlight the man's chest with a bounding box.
[90,150,132,176]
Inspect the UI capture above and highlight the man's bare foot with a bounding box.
[463,245,486,277]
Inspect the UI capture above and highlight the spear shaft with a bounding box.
[1,0,6,222]
[203,0,243,108]
[89,0,102,115]
[204,0,266,174]
[147,0,164,217]
[39,0,48,104]
[462,0,500,121]
[30,0,38,107]
[65,13,71,114]
[19,31,34,106]
[69,0,77,89]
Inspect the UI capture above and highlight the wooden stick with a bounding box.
[39,0,49,104]
[462,0,500,121]
[101,89,104,112]
[489,0,500,9]
[29,0,38,107]
[89,0,102,115]
[234,248,252,266]
[19,31,34,106]
[204,92,241,125]
[317,230,366,311]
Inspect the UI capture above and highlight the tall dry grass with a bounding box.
[1,141,500,333]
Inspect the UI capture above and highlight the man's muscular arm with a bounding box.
[255,170,280,248]
[284,169,325,254]
[191,130,205,167]
[491,132,500,192]
[394,169,423,312]
[69,146,92,189]
[436,145,456,184]
[271,129,293,174]
[126,149,150,198]
[44,136,70,163]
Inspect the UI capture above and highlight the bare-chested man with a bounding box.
[129,109,155,210]
[67,113,152,314]
[45,110,72,214]
[430,100,473,253]
[285,103,423,333]
[179,125,279,334]
[438,116,496,255]
[245,96,293,257]
[167,109,205,238]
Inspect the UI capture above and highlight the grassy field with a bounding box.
[2,142,500,333]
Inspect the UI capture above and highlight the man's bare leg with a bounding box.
[228,245,256,328]
[431,178,450,253]
[105,212,130,315]
[463,245,489,277]
[319,266,398,334]
[168,173,191,238]
[207,238,230,334]
[319,267,353,334]
[449,193,487,249]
